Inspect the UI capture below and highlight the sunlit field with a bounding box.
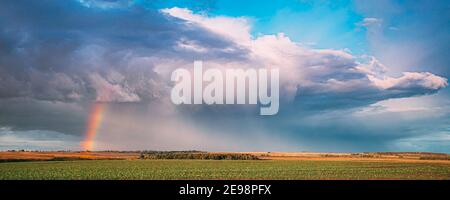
[1,159,449,180]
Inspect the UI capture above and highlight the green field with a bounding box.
[1,160,449,180]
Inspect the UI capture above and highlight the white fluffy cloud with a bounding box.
[368,72,448,90]
[162,8,447,109]
[161,7,253,43]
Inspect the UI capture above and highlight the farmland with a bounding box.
[0,151,449,180]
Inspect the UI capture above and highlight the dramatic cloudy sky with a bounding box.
[0,0,449,152]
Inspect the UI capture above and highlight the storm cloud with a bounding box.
[0,0,448,152]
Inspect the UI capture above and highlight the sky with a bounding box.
[0,0,449,152]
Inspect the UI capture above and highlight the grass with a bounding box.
[0,159,449,180]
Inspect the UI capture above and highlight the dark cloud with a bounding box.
[0,98,87,135]
[0,0,247,102]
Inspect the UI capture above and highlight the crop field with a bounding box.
[1,159,449,180]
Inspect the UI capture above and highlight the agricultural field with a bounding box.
[1,159,449,180]
[0,151,449,180]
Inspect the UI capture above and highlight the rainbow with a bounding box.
[81,103,105,151]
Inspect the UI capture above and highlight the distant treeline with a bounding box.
[139,151,259,160]
[419,155,450,160]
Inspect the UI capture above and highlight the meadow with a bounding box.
[1,159,449,180]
